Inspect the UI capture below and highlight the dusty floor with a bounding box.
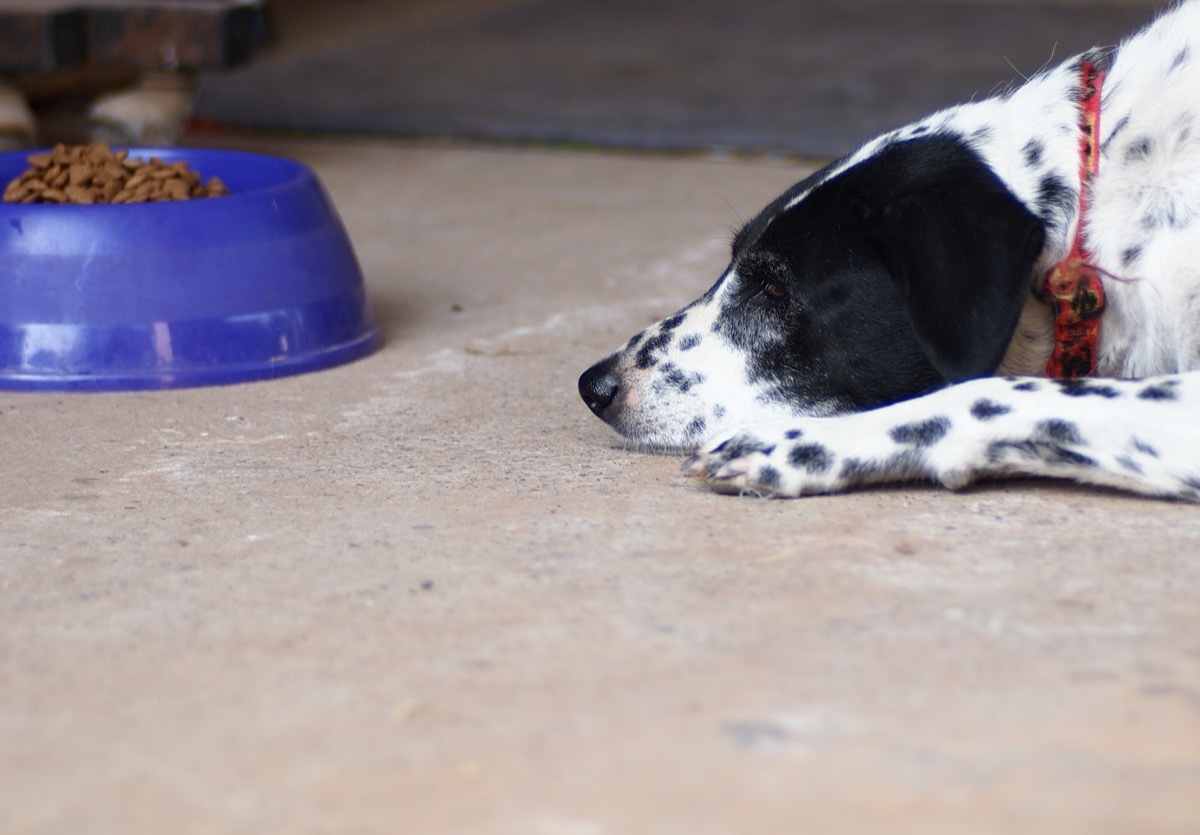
[2,138,1198,833]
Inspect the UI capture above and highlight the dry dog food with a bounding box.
[3,143,228,205]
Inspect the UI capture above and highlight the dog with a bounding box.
[579,0,1200,501]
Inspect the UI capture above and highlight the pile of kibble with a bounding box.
[2,143,228,205]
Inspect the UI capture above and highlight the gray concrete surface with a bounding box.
[3,139,1200,834]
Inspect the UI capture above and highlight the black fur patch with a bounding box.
[789,442,833,474]
[754,466,782,490]
[1170,46,1191,74]
[838,449,924,483]
[1116,456,1144,475]
[1121,244,1143,268]
[685,416,707,439]
[1126,137,1154,162]
[660,313,686,332]
[1035,173,1075,228]
[987,418,1094,468]
[635,332,671,369]
[1055,379,1120,399]
[1138,381,1179,401]
[987,440,1094,468]
[1132,438,1160,458]
[1141,201,1188,231]
[971,398,1012,421]
[1022,139,1044,168]
[784,428,803,440]
[660,363,703,394]
[1013,381,1040,392]
[678,334,702,351]
[712,435,774,461]
[890,417,950,447]
[1036,419,1084,445]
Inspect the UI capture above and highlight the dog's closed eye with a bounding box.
[759,280,787,301]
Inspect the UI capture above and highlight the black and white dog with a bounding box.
[579,1,1200,500]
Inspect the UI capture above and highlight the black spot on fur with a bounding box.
[838,449,925,483]
[1036,419,1084,445]
[678,334,702,351]
[1036,173,1075,228]
[712,404,726,421]
[755,466,782,491]
[1060,451,1099,470]
[1138,380,1179,401]
[987,438,1095,468]
[685,416,707,439]
[1132,438,1159,458]
[1170,46,1191,74]
[971,399,1012,421]
[713,435,774,460]
[789,442,833,474]
[660,363,703,394]
[1116,456,1144,475]
[1013,381,1040,392]
[1125,137,1154,162]
[1022,139,1044,168]
[1121,244,1143,268]
[1141,200,1188,231]
[784,428,803,440]
[635,332,671,369]
[660,313,686,332]
[988,418,1092,468]
[890,417,950,447]
[1055,379,1120,398]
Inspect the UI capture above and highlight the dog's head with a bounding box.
[579,134,1048,450]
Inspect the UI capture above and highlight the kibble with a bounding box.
[3,142,228,205]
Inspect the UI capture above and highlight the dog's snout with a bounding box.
[579,361,620,419]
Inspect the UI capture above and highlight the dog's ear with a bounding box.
[867,167,1046,383]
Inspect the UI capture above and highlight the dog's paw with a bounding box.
[685,422,847,497]
[685,415,953,497]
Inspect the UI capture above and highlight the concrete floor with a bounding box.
[3,137,1199,833]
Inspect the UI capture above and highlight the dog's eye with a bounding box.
[761,281,787,301]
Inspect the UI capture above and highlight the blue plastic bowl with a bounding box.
[0,148,380,391]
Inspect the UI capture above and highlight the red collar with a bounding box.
[1040,58,1107,379]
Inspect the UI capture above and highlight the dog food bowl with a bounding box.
[0,148,380,391]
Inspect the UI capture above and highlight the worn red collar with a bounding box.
[1040,58,1107,379]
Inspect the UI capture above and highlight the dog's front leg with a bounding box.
[687,374,1200,501]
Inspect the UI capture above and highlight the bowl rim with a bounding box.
[0,146,313,210]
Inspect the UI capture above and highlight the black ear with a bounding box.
[871,164,1045,382]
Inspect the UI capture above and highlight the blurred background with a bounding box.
[1,0,1165,158]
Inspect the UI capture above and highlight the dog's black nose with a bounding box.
[579,361,619,419]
